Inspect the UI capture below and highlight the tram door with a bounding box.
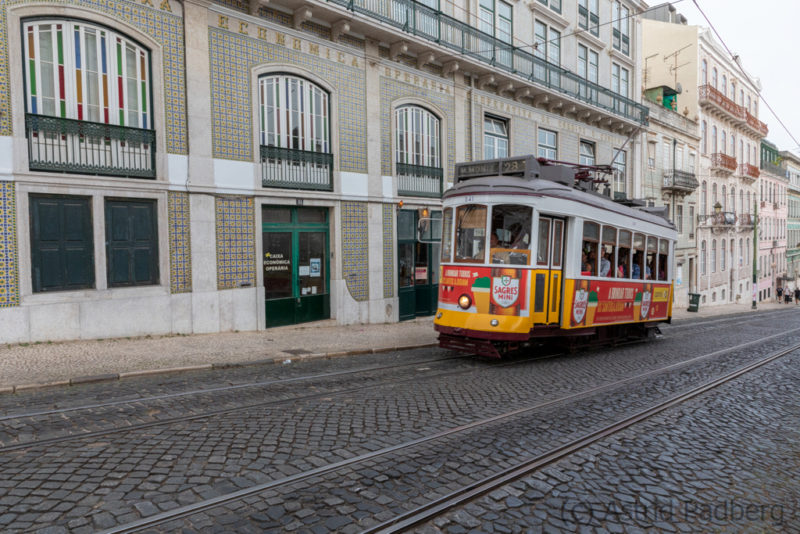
[531,216,565,325]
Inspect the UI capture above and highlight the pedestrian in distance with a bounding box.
[777,286,783,303]
[794,287,800,305]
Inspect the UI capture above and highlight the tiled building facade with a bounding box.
[0,0,648,342]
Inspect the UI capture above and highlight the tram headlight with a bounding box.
[458,294,472,310]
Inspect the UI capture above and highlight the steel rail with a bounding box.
[366,340,800,533]
[98,328,800,534]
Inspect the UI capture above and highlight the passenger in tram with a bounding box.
[581,250,593,276]
[617,249,629,278]
[599,252,612,277]
[632,252,642,279]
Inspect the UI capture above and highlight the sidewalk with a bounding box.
[0,300,793,393]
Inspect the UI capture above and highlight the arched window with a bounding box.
[395,105,441,168]
[730,187,735,213]
[747,191,751,211]
[701,241,707,275]
[23,19,151,127]
[740,139,744,162]
[259,74,329,153]
[731,81,736,101]
[739,189,744,214]
[712,125,717,153]
[712,240,717,273]
[701,59,707,85]
[730,134,736,157]
[739,238,743,266]
[721,185,727,211]
[701,121,707,154]
[721,130,726,155]
[746,238,750,265]
[721,240,726,271]
[712,67,718,88]
[701,181,707,215]
[740,89,744,106]
[712,183,718,205]
[722,75,727,95]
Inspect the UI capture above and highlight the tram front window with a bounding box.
[455,205,488,263]
[490,205,532,265]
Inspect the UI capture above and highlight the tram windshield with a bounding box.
[454,205,487,262]
[490,205,532,265]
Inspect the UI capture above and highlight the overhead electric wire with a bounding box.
[691,0,800,155]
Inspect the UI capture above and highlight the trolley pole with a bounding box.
[752,200,758,310]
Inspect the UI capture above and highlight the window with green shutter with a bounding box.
[30,195,95,292]
[105,199,159,287]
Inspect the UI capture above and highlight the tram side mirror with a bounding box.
[417,217,442,244]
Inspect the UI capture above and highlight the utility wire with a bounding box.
[691,0,800,155]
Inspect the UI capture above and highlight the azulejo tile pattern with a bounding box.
[168,192,192,293]
[383,203,394,298]
[380,75,455,180]
[209,27,366,173]
[216,196,256,290]
[0,182,19,308]
[0,0,187,154]
[342,201,369,302]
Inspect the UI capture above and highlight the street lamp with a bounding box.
[714,201,722,214]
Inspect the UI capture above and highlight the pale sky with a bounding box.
[673,0,800,156]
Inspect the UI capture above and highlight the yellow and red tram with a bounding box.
[434,155,677,357]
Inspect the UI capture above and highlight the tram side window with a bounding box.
[617,229,632,278]
[600,226,616,277]
[490,205,532,265]
[646,237,658,280]
[582,222,600,276]
[455,205,488,263]
[658,239,670,281]
[632,233,646,279]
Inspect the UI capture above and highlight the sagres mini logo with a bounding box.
[492,275,519,308]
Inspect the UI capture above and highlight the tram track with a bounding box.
[95,327,800,533]
[366,338,800,533]
[2,308,786,425]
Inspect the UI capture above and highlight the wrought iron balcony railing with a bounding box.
[261,146,333,191]
[25,114,155,178]
[738,163,760,180]
[761,160,784,177]
[396,162,443,198]
[745,110,769,136]
[738,213,754,226]
[697,212,737,227]
[662,169,699,193]
[329,0,647,124]
[710,153,737,173]
[698,84,744,121]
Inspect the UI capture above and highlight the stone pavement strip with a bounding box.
[0,300,790,394]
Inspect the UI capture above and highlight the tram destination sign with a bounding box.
[455,156,538,182]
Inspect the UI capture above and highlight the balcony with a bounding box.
[397,162,443,198]
[25,114,155,179]
[738,163,760,183]
[743,109,769,137]
[326,0,647,125]
[261,146,333,191]
[698,84,744,124]
[761,159,784,177]
[662,169,699,194]
[738,213,754,227]
[710,153,737,175]
[697,211,737,232]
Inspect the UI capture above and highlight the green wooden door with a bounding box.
[262,207,329,327]
[398,210,440,320]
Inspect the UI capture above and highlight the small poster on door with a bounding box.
[310,258,321,277]
[415,266,428,281]
[299,265,310,276]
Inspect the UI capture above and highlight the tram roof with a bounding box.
[446,157,677,233]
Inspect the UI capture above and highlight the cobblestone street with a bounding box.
[1,309,799,532]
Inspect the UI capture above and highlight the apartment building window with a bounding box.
[647,142,656,169]
[396,105,440,168]
[712,126,717,153]
[701,121,707,154]
[701,181,707,215]
[740,190,744,214]
[722,75,727,96]
[105,199,159,287]
[730,186,736,213]
[689,206,695,238]
[701,60,707,85]
[720,184,725,210]
[260,75,329,153]
[534,20,561,66]
[721,239,726,271]
[480,0,513,67]
[676,205,683,234]
[612,150,626,194]
[712,68,718,88]
[712,183,717,206]
[580,140,595,166]
[23,20,151,127]
[731,81,736,100]
[662,139,670,170]
[538,129,557,159]
[29,195,94,292]
[711,240,716,273]
[739,238,744,266]
[537,0,561,14]
[701,241,707,275]
[578,0,599,36]
[612,2,630,55]
[484,116,509,159]
[721,131,726,154]
[611,63,629,98]
[689,152,696,173]
[730,134,736,157]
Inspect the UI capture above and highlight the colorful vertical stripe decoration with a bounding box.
[74,28,83,120]
[57,25,66,118]
[27,27,37,114]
